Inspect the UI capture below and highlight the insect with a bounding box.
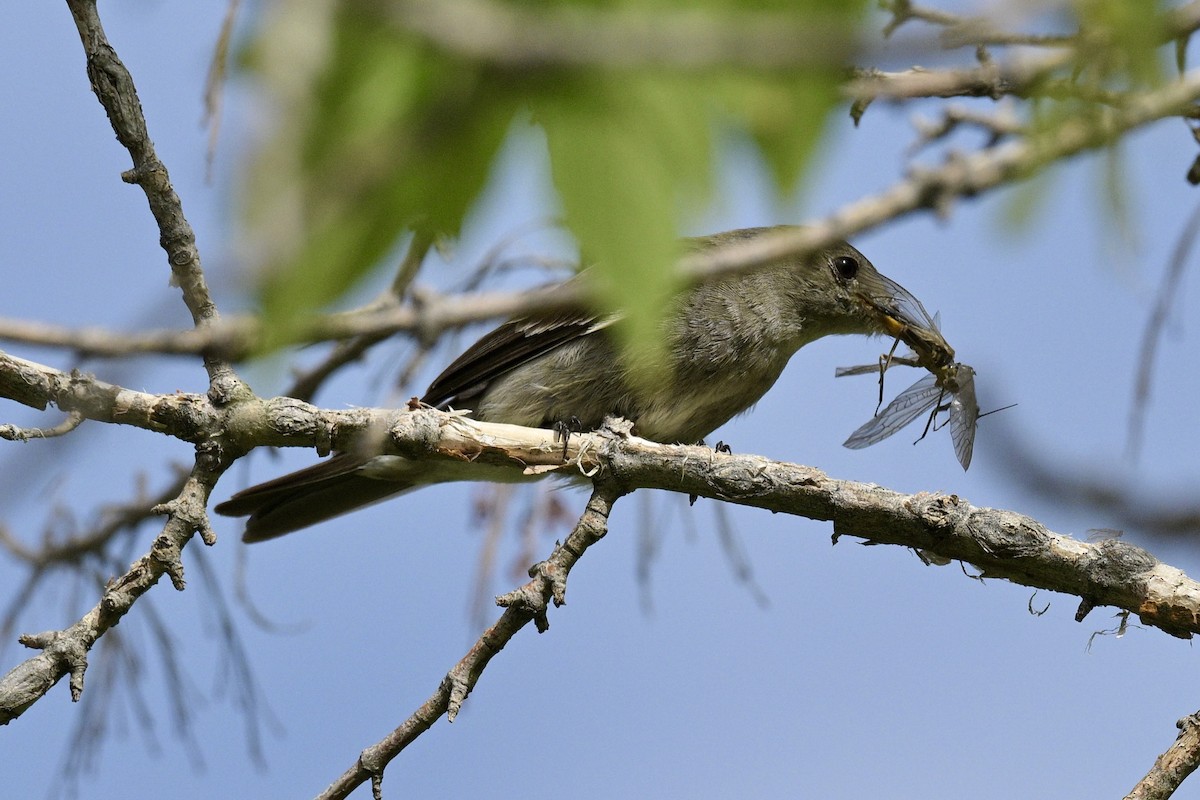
[841,360,980,469]
[842,277,981,469]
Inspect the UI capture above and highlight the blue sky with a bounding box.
[4,3,1200,799]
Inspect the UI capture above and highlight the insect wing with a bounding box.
[836,363,884,378]
[873,274,940,331]
[835,352,920,378]
[948,365,979,470]
[843,374,942,449]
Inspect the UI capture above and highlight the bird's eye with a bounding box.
[833,255,859,280]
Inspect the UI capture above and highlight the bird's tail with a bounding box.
[214,454,415,543]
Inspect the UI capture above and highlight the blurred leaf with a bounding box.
[1074,0,1166,87]
[1099,142,1137,249]
[241,0,870,351]
[538,76,705,380]
[246,8,516,343]
[717,74,841,192]
[1000,165,1059,231]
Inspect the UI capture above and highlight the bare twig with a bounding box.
[0,284,583,361]
[907,103,1024,155]
[285,230,434,402]
[1127,201,1200,461]
[1125,712,1200,800]
[0,466,221,722]
[0,412,84,442]
[880,0,963,38]
[0,467,186,573]
[65,0,237,392]
[203,0,242,182]
[995,437,1200,541]
[317,480,626,800]
[882,0,1075,48]
[5,65,1200,364]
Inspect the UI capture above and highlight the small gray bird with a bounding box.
[216,226,941,541]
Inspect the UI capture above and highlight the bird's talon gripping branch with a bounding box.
[552,415,584,460]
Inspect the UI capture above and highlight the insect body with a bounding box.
[843,278,981,469]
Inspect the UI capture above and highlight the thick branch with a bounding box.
[4,349,1198,641]
[308,410,1200,797]
[398,413,1200,639]
[0,349,388,453]
[5,369,1199,730]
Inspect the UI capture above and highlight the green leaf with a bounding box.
[1074,0,1167,87]
[716,73,842,193]
[244,6,518,343]
[537,76,706,382]
[240,0,872,351]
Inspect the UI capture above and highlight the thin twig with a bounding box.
[285,231,434,402]
[203,0,242,182]
[0,412,84,442]
[65,0,236,391]
[6,66,1200,363]
[316,480,626,800]
[1127,201,1200,461]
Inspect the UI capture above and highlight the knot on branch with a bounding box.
[389,407,443,454]
[147,531,188,590]
[1082,538,1159,589]
[496,565,554,632]
[18,629,89,702]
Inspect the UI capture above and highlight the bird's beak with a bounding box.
[854,273,956,369]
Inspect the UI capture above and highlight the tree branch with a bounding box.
[388,0,867,70]
[5,347,1200,642]
[64,0,236,393]
[301,408,1200,796]
[1126,712,1200,800]
[5,63,1200,365]
[7,364,1200,725]
[0,465,219,723]
[853,0,1200,107]
[317,480,625,800]
[284,230,434,402]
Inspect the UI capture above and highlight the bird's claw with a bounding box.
[552,416,584,461]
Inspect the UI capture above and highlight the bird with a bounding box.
[215,226,943,542]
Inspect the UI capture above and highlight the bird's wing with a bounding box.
[423,233,738,409]
[421,308,615,408]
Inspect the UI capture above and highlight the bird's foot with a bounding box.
[690,440,733,505]
[552,416,584,461]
